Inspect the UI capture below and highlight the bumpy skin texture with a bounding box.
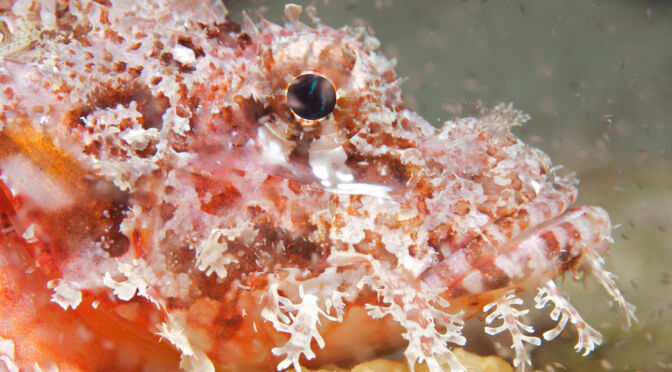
[0,1,633,372]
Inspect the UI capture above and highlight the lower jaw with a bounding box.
[422,205,612,301]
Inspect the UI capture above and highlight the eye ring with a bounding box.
[286,73,337,121]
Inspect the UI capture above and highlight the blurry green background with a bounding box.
[225,1,671,371]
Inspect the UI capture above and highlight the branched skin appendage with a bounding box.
[261,284,336,372]
[535,280,603,356]
[344,253,467,372]
[584,252,638,328]
[484,291,541,371]
[0,1,635,371]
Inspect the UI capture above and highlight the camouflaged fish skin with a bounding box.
[0,1,634,371]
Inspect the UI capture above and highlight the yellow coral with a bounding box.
[299,349,512,372]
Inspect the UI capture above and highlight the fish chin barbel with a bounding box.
[0,1,635,372]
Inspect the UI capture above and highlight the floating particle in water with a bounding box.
[600,358,613,370]
[562,44,571,56]
[601,114,615,125]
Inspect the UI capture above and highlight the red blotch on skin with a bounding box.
[201,182,242,215]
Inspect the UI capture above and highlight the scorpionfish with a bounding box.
[0,1,635,371]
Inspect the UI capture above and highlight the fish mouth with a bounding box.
[420,204,612,301]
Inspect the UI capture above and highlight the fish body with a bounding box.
[0,1,634,371]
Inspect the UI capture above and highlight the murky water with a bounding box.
[226,1,672,370]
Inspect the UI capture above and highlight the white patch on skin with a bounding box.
[494,254,524,280]
[380,222,433,277]
[257,126,291,166]
[48,279,83,310]
[21,223,38,243]
[517,235,550,273]
[271,37,332,71]
[32,362,59,372]
[173,44,196,64]
[328,182,391,198]
[529,179,543,196]
[103,260,153,302]
[309,144,392,198]
[0,155,74,211]
[0,337,19,372]
[461,271,484,293]
[164,107,191,136]
[158,314,215,372]
[366,109,395,125]
[493,175,512,187]
[91,157,159,192]
[334,170,354,183]
[445,250,471,278]
[120,127,159,150]
[398,148,426,167]
[103,271,145,302]
[309,145,349,184]
[196,224,255,278]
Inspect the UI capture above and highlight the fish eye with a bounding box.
[286,73,336,121]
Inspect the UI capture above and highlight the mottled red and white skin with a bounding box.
[0,1,635,371]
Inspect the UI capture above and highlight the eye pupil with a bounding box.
[287,74,336,121]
